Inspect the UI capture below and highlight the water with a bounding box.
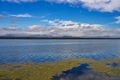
[0,39,120,64]
[52,63,90,80]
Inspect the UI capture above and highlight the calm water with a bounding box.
[0,39,120,64]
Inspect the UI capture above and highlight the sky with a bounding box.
[0,0,120,37]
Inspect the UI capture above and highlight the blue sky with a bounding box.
[0,0,120,37]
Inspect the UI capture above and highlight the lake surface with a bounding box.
[0,39,120,64]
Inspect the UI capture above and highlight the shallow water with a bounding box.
[52,63,90,80]
[52,63,118,80]
[0,39,120,63]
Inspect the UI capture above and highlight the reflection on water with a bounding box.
[0,39,120,63]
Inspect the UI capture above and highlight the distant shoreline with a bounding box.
[0,37,120,40]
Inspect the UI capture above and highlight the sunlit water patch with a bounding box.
[0,39,120,63]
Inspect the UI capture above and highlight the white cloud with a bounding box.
[10,13,33,18]
[27,25,41,30]
[2,0,120,12]
[42,19,106,37]
[115,16,120,24]
[43,19,80,28]
[46,0,120,12]
[43,19,103,29]
[46,0,79,4]
[80,0,120,12]
[1,19,120,37]
[1,0,38,3]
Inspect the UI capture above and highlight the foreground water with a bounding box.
[0,39,120,63]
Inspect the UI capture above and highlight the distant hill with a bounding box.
[0,34,120,39]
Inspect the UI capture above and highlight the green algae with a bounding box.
[0,58,120,80]
[88,58,120,76]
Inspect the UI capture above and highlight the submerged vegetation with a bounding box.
[0,58,120,80]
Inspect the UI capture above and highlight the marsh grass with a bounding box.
[0,58,120,80]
